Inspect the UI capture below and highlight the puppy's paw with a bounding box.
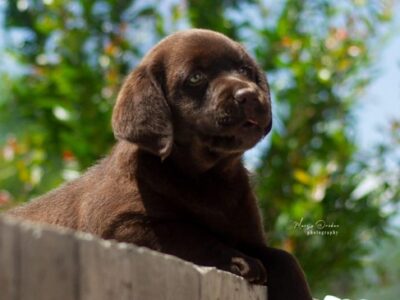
[229,256,267,285]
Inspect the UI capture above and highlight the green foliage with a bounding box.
[247,1,398,295]
[1,0,399,297]
[1,0,150,201]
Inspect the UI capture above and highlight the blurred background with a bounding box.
[0,0,399,299]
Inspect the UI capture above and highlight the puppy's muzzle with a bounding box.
[234,88,261,127]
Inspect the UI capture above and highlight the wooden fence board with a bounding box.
[0,218,19,300]
[0,216,266,300]
[18,223,79,300]
[79,235,133,300]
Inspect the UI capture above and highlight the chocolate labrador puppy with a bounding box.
[7,29,312,299]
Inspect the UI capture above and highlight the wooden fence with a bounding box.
[0,216,266,300]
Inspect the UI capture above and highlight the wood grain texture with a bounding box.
[0,217,19,300]
[18,222,79,300]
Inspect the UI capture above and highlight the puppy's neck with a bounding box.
[168,140,242,176]
[110,140,242,178]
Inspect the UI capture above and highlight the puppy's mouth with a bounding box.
[242,118,260,129]
[207,134,238,148]
[198,119,264,152]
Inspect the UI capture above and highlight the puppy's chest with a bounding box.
[137,165,263,243]
[147,180,244,219]
[165,180,260,242]
[176,176,245,212]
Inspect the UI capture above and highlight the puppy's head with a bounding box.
[112,29,272,160]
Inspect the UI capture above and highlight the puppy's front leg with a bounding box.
[240,245,313,300]
[103,218,267,284]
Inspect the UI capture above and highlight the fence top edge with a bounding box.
[0,214,266,292]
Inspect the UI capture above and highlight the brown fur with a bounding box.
[7,29,312,299]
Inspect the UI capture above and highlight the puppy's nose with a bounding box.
[234,88,258,109]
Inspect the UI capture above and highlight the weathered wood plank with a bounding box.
[129,248,202,300]
[18,223,79,300]
[0,216,266,300]
[0,217,19,300]
[78,235,133,300]
[199,265,266,300]
[162,254,202,300]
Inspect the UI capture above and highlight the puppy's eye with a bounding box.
[188,72,206,86]
[238,66,252,76]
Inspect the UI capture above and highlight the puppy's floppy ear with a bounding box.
[112,62,173,160]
